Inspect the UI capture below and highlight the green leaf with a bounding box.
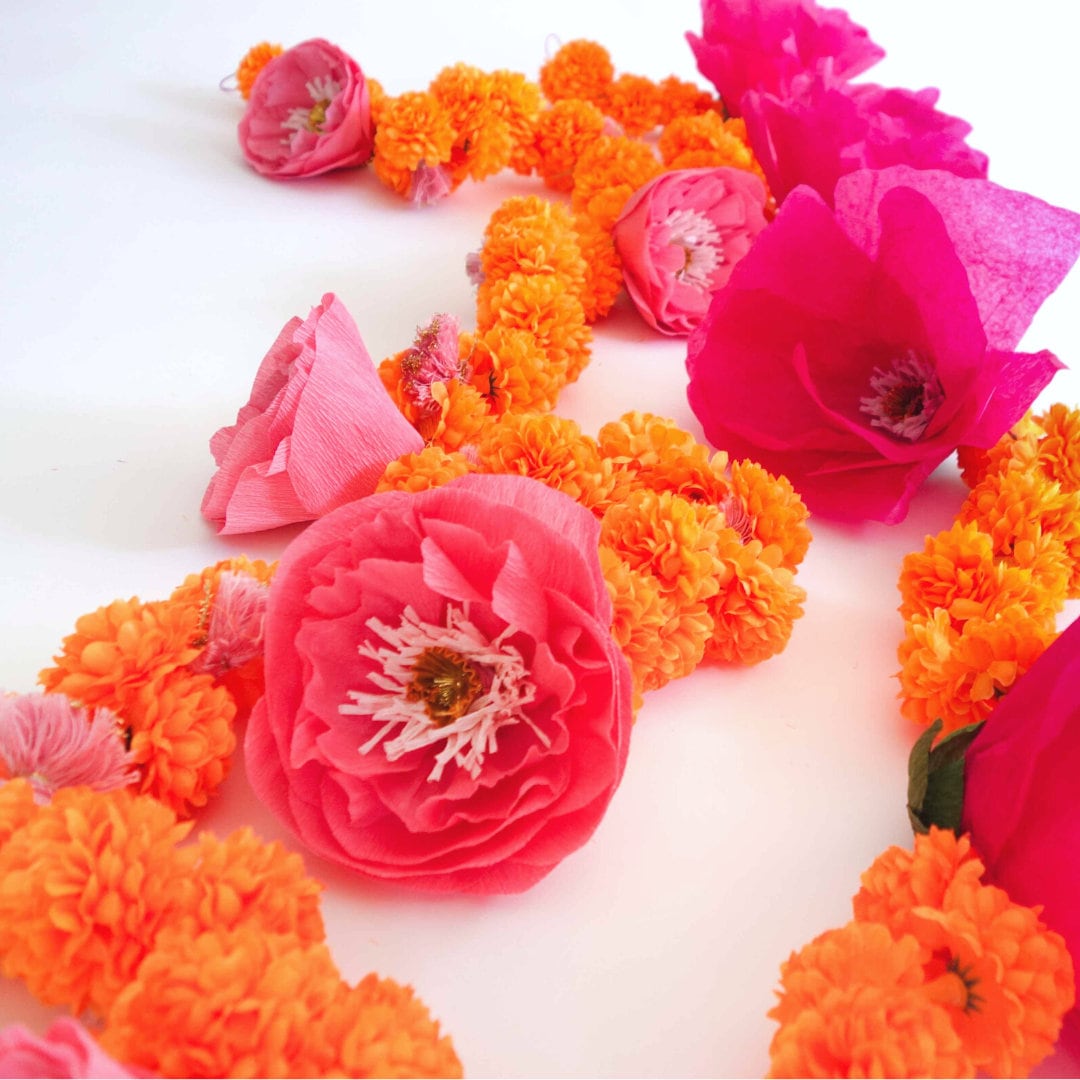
[906,720,985,834]
[906,720,940,834]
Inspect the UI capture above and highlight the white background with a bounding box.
[2,2,1078,1076]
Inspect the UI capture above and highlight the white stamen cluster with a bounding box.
[281,75,342,136]
[663,207,724,292]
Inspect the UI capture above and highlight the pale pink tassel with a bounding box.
[410,162,452,207]
[191,571,269,676]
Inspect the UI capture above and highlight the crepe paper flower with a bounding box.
[0,692,135,802]
[0,1018,135,1079]
[613,167,769,336]
[245,473,633,893]
[377,447,476,494]
[0,779,37,850]
[100,927,342,1079]
[476,412,617,513]
[743,75,988,206]
[539,40,614,106]
[234,41,283,101]
[898,521,1060,629]
[178,826,326,945]
[687,0,884,118]
[962,618,1080,1035]
[201,293,423,534]
[237,39,374,179]
[372,90,456,202]
[571,135,663,232]
[0,786,195,1014]
[429,64,514,186]
[898,605,1056,737]
[533,99,608,192]
[767,922,973,1079]
[686,169,1076,524]
[853,829,1075,1076]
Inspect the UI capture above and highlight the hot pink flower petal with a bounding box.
[0,1018,135,1079]
[962,617,1080,1033]
[687,0,883,116]
[612,167,769,336]
[238,38,374,179]
[245,473,633,894]
[0,692,135,801]
[686,177,1072,523]
[201,293,424,534]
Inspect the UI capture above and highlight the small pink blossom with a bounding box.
[0,1019,135,1078]
[238,39,374,178]
[612,167,769,336]
[400,314,467,414]
[0,692,135,801]
[687,0,883,116]
[189,571,268,677]
[201,293,424,534]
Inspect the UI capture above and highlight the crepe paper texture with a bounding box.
[0,1018,135,1079]
[687,167,1080,523]
[612,167,769,336]
[962,616,1080,1037]
[245,472,633,894]
[202,293,424,534]
[238,38,374,178]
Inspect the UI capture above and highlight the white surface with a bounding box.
[1,2,1078,1077]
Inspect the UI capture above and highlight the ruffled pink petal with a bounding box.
[0,1018,135,1079]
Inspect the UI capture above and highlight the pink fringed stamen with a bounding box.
[191,571,269,676]
[400,313,468,413]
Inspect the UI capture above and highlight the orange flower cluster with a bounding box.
[898,406,1080,736]
[0,785,461,1078]
[769,828,1074,1079]
[37,556,274,816]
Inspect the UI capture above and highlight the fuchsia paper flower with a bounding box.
[686,166,1080,523]
[238,38,374,178]
[245,473,633,894]
[687,0,883,117]
[0,1018,134,1079]
[743,73,988,204]
[962,617,1080,1034]
[201,293,423,534]
[612,168,769,336]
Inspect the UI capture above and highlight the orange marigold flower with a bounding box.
[659,111,755,171]
[1034,402,1080,492]
[464,326,564,414]
[539,40,614,106]
[571,135,662,231]
[477,412,616,512]
[656,76,720,125]
[956,413,1041,488]
[489,69,543,175]
[373,91,455,196]
[605,73,664,136]
[480,198,587,294]
[39,597,200,712]
[707,530,806,665]
[101,926,342,1079]
[897,605,1056,735]
[418,379,489,452]
[898,521,1059,628]
[533,98,607,192]
[0,786,195,1014]
[429,63,514,185]
[376,446,475,494]
[571,213,623,322]
[600,489,724,607]
[854,829,1074,1077]
[310,973,463,1079]
[597,411,706,469]
[126,669,237,816]
[728,459,812,571]
[235,41,282,100]
[0,778,37,849]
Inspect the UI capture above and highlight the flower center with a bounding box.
[280,75,342,137]
[719,493,755,545]
[340,605,547,781]
[858,350,945,441]
[406,647,482,725]
[924,954,985,1014]
[307,98,330,132]
[663,208,723,292]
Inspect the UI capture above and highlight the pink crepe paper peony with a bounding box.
[0,1018,135,1079]
[0,692,135,801]
[743,72,988,205]
[238,38,374,178]
[687,0,883,117]
[245,473,633,894]
[201,293,424,534]
[612,167,769,336]
[686,166,1080,523]
[961,616,1080,1034]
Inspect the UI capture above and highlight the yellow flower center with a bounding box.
[307,98,330,133]
[406,647,483,725]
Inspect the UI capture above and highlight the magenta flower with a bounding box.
[0,1019,135,1079]
[245,473,633,894]
[0,692,135,801]
[238,38,374,178]
[743,72,988,204]
[201,293,423,534]
[687,0,883,117]
[686,166,1080,523]
[611,167,769,336]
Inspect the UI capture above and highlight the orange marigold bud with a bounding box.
[533,99,606,192]
[539,39,614,105]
